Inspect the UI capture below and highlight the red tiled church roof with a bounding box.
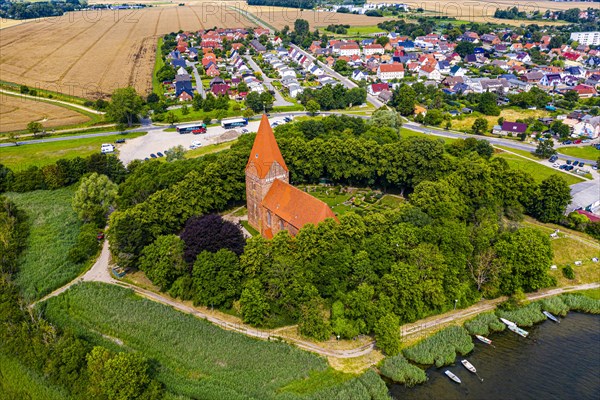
[246,114,288,178]
[262,179,337,230]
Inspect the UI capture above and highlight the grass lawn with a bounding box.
[6,186,85,302]
[559,145,600,161]
[185,140,235,159]
[341,25,384,36]
[40,282,365,399]
[494,151,584,186]
[574,288,600,300]
[451,108,549,132]
[495,145,538,160]
[240,220,259,236]
[0,353,69,400]
[0,131,147,170]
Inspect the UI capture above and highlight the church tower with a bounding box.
[245,114,289,232]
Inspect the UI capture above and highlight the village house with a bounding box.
[364,43,385,56]
[377,63,405,81]
[573,117,600,139]
[494,121,528,136]
[246,115,336,239]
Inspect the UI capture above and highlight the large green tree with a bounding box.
[72,173,118,225]
[374,313,401,356]
[530,175,572,223]
[106,87,144,127]
[139,235,187,291]
[192,249,242,308]
[391,84,416,116]
[240,279,270,326]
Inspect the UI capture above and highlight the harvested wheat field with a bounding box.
[0,95,90,133]
[371,0,596,25]
[0,5,252,99]
[237,5,394,29]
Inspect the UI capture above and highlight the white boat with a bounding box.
[543,311,560,323]
[508,324,529,338]
[445,370,461,384]
[500,318,516,327]
[461,359,477,373]
[475,335,493,345]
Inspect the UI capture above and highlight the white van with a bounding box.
[101,144,115,154]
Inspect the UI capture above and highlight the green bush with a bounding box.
[403,326,473,368]
[380,354,427,387]
[67,223,100,264]
[561,294,600,314]
[464,312,505,335]
[496,302,545,327]
[562,265,575,280]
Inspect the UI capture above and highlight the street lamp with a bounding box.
[454,299,458,310]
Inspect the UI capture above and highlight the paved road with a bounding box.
[243,55,293,107]
[188,61,205,99]
[33,236,599,359]
[0,88,104,114]
[289,44,385,109]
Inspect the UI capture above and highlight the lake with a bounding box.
[390,312,600,400]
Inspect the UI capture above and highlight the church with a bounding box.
[245,114,337,239]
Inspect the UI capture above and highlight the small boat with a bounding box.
[461,359,477,373]
[475,335,493,345]
[543,310,560,323]
[445,370,461,384]
[500,318,516,327]
[508,324,529,338]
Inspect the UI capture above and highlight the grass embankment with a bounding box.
[240,220,260,236]
[5,186,84,302]
[0,131,147,170]
[559,145,600,161]
[185,141,235,159]
[40,282,387,399]
[152,37,165,96]
[494,151,585,185]
[400,128,457,144]
[0,353,69,400]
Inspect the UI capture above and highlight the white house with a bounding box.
[339,43,361,56]
[352,69,368,81]
[418,65,442,81]
[363,43,384,56]
[377,63,405,81]
[570,31,600,46]
[573,117,600,139]
[279,67,296,79]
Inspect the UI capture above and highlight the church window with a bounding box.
[279,219,284,230]
[267,211,272,226]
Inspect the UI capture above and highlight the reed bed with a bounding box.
[463,312,506,336]
[561,294,600,314]
[402,326,473,368]
[496,303,546,327]
[379,355,427,387]
[537,296,570,316]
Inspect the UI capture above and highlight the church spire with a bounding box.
[246,114,288,178]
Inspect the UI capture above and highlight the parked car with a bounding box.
[574,139,582,144]
[572,161,579,167]
[97,232,105,240]
[580,162,585,168]
[559,165,567,170]
[549,155,558,163]
[582,139,590,143]
[115,138,126,144]
[144,157,149,161]
[566,159,572,165]
[150,153,157,158]
[283,117,292,122]
[157,152,164,157]
[241,128,249,133]
[566,165,574,171]
[564,140,572,145]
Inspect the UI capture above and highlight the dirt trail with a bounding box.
[33,240,600,359]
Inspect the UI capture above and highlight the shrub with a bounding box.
[562,265,575,280]
[403,326,473,368]
[464,312,505,335]
[379,354,427,387]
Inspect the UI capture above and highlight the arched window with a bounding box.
[279,219,284,230]
[267,210,272,226]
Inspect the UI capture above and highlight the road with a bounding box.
[0,88,104,114]
[243,55,293,107]
[289,44,385,109]
[33,238,599,359]
[188,61,205,99]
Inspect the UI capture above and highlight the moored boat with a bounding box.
[445,370,461,384]
[543,310,560,323]
[475,335,493,345]
[461,359,477,373]
[508,324,529,337]
[500,318,516,327]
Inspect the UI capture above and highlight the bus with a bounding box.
[221,117,248,129]
[177,124,206,134]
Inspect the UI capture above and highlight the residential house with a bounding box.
[573,116,600,138]
[540,74,562,87]
[206,63,220,77]
[377,63,405,81]
[495,121,528,136]
[364,43,384,56]
[572,84,597,98]
[211,84,230,97]
[418,64,442,81]
[339,43,361,56]
[368,83,389,96]
[250,40,266,53]
[352,69,368,81]
[449,65,466,77]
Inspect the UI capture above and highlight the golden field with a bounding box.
[0,95,90,133]
[0,6,253,99]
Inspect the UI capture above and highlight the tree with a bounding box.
[455,41,475,57]
[530,175,572,223]
[165,111,179,126]
[192,94,203,111]
[306,99,320,116]
[471,117,489,135]
[376,36,390,46]
[165,145,185,162]
[260,91,274,112]
[27,121,44,135]
[423,109,444,126]
[298,296,330,341]
[240,279,270,326]
[180,214,245,264]
[550,121,570,139]
[478,92,500,116]
[139,235,186,291]
[72,173,117,225]
[374,313,401,356]
[563,90,579,103]
[391,84,416,116]
[368,108,402,132]
[245,91,263,113]
[180,104,189,115]
[534,140,556,158]
[192,249,242,308]
[333,59,350,75]
[106,87,144,127]
[87,347,163,400]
